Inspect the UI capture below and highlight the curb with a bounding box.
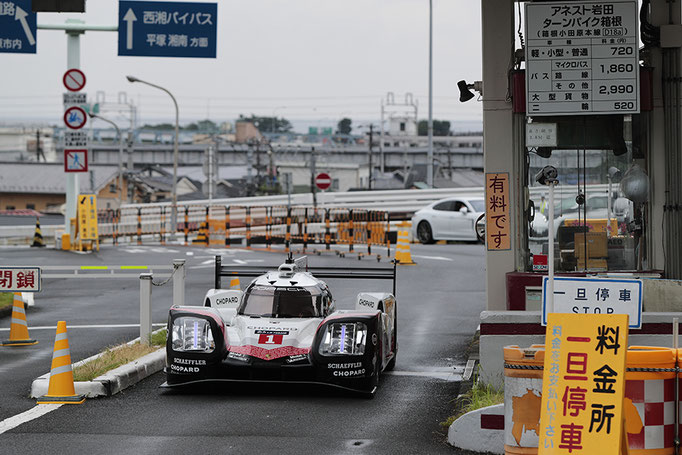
[30,348,165,398]
[447,403,504,454]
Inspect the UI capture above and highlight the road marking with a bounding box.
[186,251,194,256]
[0,404,62,435]
[384,366,464,382]
[233,259,246,264]
[0,323,166,332]
[411,255,454,261]
[463,359,476,381]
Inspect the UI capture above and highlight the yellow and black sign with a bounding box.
[539,313,629,454]
[78,194,98,240]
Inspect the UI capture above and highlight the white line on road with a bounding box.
[0,323,166,332]
[384,366,464,382]
[0,404,63,435]
[411,255,454,261]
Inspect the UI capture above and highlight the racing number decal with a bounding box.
[258,334,283,345]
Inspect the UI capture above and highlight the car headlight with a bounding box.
[171,317,215,353]
[319,322,367,355]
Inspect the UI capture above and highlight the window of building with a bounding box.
[332,179,339,190]
[5,205,15,210]
[26,204,35,210]
[400,122,406,132]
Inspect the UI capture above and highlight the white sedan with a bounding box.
[411,197,485,244]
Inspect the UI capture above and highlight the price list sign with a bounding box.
[525,1,639,116]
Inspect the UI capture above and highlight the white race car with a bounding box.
[163,255,398,396]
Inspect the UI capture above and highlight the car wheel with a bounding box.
[475,213,485,244]
[417,221,434,244]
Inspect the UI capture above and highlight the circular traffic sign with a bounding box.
[63,69,86,92]
[315,172,332,191]
[63,106,87,130]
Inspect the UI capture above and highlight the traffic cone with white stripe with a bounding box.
[37,321,85,404]
[229,276,240,290]
[1,293,37,346]
[394,222,416,265]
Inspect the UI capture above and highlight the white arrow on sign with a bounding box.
[15,7,35,46]
[123,8,137,50]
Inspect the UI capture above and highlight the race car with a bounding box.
[162,254,398,396]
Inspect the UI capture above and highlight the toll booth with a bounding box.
[480,0,681,311]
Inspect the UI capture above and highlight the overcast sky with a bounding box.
[0,0,484,132]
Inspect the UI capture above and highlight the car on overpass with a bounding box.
[411,196,485,244]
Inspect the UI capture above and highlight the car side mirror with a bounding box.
[459,206,468,214]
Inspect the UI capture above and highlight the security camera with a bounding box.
[535,165,558,186]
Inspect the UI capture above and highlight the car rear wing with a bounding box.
[214,255,397,296]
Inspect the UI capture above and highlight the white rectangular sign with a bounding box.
[64,131,88,148]
[542,276,642,328]
[525,0,640,116]
[0,267,41,292]
[63,93,87,106]
[526,123,558,147]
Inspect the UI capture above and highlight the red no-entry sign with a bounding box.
[63,68,86,92]
[315,172,332,191]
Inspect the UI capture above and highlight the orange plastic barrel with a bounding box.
[624,346,676,455]
[503,345,544,455]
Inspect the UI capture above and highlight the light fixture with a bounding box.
[457,80,483,102]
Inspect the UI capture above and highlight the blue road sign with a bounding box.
[0,0,37,54]
[118,1,217,58]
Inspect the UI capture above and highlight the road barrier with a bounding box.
[97,205,393,258]
[36,321,85,405]
[502,345,682,455]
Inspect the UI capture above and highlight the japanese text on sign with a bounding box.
[542,277,642,328]
[0,267,41,292]
[78,194,98,240]
[485,172,511,251]
[539,313,628,454]
[525,1,639,116]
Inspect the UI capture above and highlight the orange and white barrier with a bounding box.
[0,292,37,346]
[36,321,85,404]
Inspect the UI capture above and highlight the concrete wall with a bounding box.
[0,193,64,212]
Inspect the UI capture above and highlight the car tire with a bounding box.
[417,221,435,244]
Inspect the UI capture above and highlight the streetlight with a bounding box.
[126,75,179,233]
[89,113,124,208]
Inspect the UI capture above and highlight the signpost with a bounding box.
[525,0,639,115]
[0,267,41,292]
[315,172,332,191]
[0,0,36,54]
[62,68,86,92]
[63,106,87,130]
[539,313,629,454]
[118,1,218,58]
[542,276,642,328]
[64,149,88,172]
[77,194,99,252]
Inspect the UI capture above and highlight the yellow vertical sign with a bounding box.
[485,172,511,250]
[539,313,628,454]
[78,194,99,240]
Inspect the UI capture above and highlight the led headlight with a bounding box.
[171,317,215,353]
[319,322,367,355]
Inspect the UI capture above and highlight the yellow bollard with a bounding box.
[394,222,416,265]
[37,321,85,404]
[1,293,38,346]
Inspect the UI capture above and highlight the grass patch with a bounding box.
[0,292,14,309]
[73,329,166,382]
[441,378,504,428]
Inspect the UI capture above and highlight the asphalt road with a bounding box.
[0,242,486,454]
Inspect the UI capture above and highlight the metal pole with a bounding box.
[607,176,613,238]
[547,182,556,317]
[91,114,123,208]
[139,273,152,345]
[65,31,81,238]
[369,125,373,190]
[172,259,186,307]
[426,0,434,188]
[311,147,317,209]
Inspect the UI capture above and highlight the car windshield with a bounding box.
[469,200,485,212]
[240,286,320,318]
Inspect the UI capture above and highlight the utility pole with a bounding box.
[427,0,434,187]
[35,130,41,162]
[311,146,317,209]
[368,125,373,190]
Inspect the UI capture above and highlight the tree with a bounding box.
[239,114,293,133]
[186,119,218,131]
[337,117,352,135]
[141,123,175,130]
[417,119,451,136]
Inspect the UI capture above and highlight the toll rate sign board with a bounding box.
[525,0,639,116]
[78,194,98,240]
[118,1,217,58]
[539,313,629,454]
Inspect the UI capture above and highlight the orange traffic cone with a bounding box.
[1,293,37,346]
[229,276,240,290]
[37,321,85,404]
[394,222,416,265]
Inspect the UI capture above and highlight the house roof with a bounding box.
[0,162,119,194]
